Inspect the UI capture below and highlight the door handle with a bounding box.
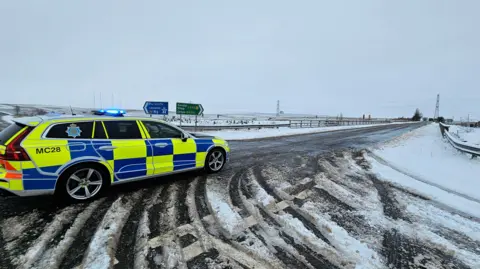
[154,143,168,148]
[98,146,117,151]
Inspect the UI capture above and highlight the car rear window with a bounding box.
[0,123,26,145]
[46,122,94,139]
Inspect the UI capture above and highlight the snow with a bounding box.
[18,207,79,269]
[302,202,384,269]
[2,211,41,252]
[39,200,104,269]
[394,191,480,243]
[246,170,276,207]
[449,125,480,146]
[207,190,244,236]
[1,115,14,124]
[82,192,142,269]
[134,186,164,269]
[202,123,414,140]
[367,156,480,219]
[368,124,480,218]
[276,212,349,268]
[206,177,245,236]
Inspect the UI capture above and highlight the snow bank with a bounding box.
[369,124,480,217]
[203,123,412,140]
[449,125,480,146]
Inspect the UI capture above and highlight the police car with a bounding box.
[0,109,229,201]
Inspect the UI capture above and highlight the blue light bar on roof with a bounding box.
[92,108,126,117]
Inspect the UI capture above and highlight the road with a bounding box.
[1,122,479,269]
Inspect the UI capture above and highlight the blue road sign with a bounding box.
[143,101,169,115]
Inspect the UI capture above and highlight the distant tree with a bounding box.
[437,116,445,123]
[412,108,423,121]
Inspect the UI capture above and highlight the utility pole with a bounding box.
[434,94,440,120]
[276,100,280,117]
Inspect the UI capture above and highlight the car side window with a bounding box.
[142,121,182,139]
[103,120,142,139]
[45,122,93,139]
[93,121,107,139]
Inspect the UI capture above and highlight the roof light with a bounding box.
[92,108,126,117]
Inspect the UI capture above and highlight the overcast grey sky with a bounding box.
[1,1,479,118]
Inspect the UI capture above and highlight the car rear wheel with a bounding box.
[56,164,109,202]
[205,148,226,173]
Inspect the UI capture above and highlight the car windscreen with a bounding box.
[0,123,26,145]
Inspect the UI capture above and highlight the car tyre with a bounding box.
[55,163,110,203]
[205,148,226,173]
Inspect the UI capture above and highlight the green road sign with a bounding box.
[176,102,204,116]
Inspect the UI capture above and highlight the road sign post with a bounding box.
[143,101,169,116]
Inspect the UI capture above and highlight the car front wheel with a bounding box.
[205,148,226,173]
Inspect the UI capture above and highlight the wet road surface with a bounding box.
[2,122,479,269]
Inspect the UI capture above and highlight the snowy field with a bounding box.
[368,123,480,218]
[448,125,480,146]
[202,122,415,140]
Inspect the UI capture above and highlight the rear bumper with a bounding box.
[0,185,54,197]
[0,173,54,197]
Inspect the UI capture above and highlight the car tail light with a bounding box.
[1,127,33,161]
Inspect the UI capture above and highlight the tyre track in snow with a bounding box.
[239,169,333,269]
[82,191,144,269]
[232,169,312,269]
[204,172,282,269]
[248,153,479,269]
[59,195,118,269]
[249,165,350,269]
[145,182,184,268]
[114,187,158,269]
[189,173,274,269]
[3,122,479,268]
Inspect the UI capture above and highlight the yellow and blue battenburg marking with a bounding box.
[16,138,222,191]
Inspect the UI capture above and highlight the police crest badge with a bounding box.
[66,123,82,138]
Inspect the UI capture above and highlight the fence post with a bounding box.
[310,120,312,128]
